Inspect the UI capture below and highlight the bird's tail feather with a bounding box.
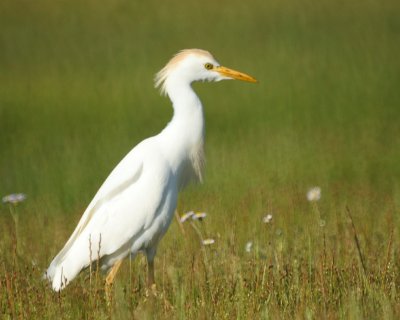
[44,241,91,291]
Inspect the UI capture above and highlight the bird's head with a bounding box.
[155,49,257,96]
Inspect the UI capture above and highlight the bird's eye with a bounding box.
[204,63,214,70]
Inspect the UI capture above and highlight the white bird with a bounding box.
[45,49,257,291]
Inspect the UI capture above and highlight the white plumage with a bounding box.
[45,49,256,291]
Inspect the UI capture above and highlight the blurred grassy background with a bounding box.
[1,0,399,318]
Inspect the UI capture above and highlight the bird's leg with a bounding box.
[144,248,173,309]
[105,260,123,295]
[147,258,155,287]
[145,248,157,295]
[105,260,123,305]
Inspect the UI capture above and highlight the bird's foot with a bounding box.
[145,283,158,297]
[142,284,174,311]
[105,283,115,307]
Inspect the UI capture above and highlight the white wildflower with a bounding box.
[180,211,194,222]
[2,193,27,204]
[202,238,215,246]
[245,241,253,253]
[263,214,273,223]
[192,212,207,221]
[307,187,321,202]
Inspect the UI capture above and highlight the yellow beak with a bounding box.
[214,66,257,83]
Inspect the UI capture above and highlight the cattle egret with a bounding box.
[45,49,257,291]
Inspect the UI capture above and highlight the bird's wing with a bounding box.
[48,145,144,270]
[80,163,172,256]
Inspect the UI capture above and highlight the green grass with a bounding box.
[1,0,399,318]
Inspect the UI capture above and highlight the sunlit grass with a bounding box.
[1,0,399,318]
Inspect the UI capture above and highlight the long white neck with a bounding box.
[159,79,205,186]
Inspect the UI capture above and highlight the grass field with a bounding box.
[1,0,399,318]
